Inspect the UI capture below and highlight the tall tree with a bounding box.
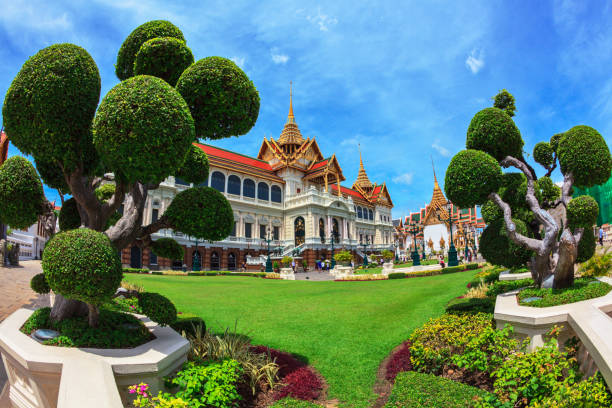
[492,89,516,117]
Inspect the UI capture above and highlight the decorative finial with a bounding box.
[288,81,294,119]
[431,155,438,185]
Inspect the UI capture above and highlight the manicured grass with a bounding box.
[384,371,491,407]
[124,269,477,407]
[354,266,383,274]
[518,278,612,307]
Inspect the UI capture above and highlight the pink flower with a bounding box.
[129,388,136,394]
[143,393,147,398]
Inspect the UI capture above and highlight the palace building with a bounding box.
[122,89,395,270]
[393,170,485,257]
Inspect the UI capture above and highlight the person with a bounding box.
[439,254,445,268]
[291,259,296,272]
[600,227,604,246]
[241,261,247,272]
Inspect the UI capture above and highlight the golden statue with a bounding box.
[428,238,434,250]
[439,237,445,249]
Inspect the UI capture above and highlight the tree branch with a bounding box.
[488,192,542,252]
[65,165,103,229]
[544,152,558,178]
[104,182,149,250]
[561,172,574,207]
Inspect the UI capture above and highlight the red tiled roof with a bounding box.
[196,143,273,171]
[330,184,367,201]
[309,158,329,171]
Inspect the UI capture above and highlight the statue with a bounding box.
[427,238,434,251]
[439,237,445,250]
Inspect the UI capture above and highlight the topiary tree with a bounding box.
[1,20,259,324]
[151,238,184,260]
[30,273,50,294]
[445,96,611,288]
[492,89,516,117]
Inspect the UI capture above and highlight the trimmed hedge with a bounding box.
[123,268,149,274]
[518,278,612,307]
[384,371,491,408]
[567,195,599,230]
[388,272,406,279]
[138,292,177,326]
[58,197,81,231]
[464,263,480,270]
[445,297,495,314]
[0,157,46,229]
[441,265,463,274]
[151,238,184,260]
[558,125,612,188]
[175,144,210,185]
[133,37,194,86]
[465,107,523,161]
[187,271,266,277]
[30,273,50,294]
[170,315,205,337]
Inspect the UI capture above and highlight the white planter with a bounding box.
[499,270,532,281]
[0,308,189,408]
[279,268,295,280]
[331,266,354,278]
[381,262,394,275]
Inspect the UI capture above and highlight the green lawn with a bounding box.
[124,270,476,408]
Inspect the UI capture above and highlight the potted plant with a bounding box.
[0,18,259,406]
[281,256,293,268]
[381,249,394,262]
[302,259,308,271]
[273,261,280,272]
[334,250,353,266]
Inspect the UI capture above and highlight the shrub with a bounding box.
[274,366,322,402]
[567,195,599,230]
[42,228,122,307]
[384,371,491,408]
[465,263,480,270]
[273,261,280,270]
[464,280,491,299]
[381,249,394,261]
[0,157,46,229]
[123,268,149,274]
[334,250,352,264]
[133,37,194,86]
[270,398,323,408]
[445,149,503,208]
[409,313,493,374]
[128,383,189,407]
[576,228,596,263]
[92,75,194,184]
[517,278,612,307]
[151,238,184,260]
[167,359,243,408]
[58,197,81,231]
[480,218,533,269]
[138,292,177,326]
[176,56,260,140]
[441,265,463,274]
[250,345,306,378]
[266,272,281,279]
[579,247,612,277]
[175,144,209,185]
[30,273,50,294]
[486,278,534,297]
[529,374,612,408]
[388,272,406,279]
[385,341,413,381]
[170,316,205,337]
[445,297,495,315]
[115,20,185,80]
[466,107,523,161]
[282,256,293,267]
[337,274,388,281]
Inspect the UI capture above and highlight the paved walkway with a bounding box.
[294,271,335,281]
[0,260,50,398]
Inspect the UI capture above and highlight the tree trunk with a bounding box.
[553,230,577,289]
[531,254,552,287]
[87,303,99,328]
[50,294,88,322]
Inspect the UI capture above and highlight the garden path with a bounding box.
[295,271,335,281]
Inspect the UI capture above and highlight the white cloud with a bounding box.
[340,136,360,147]
[271,49,289,64]
[432,143,451,157]
[393,173,414,185]
[465,48,485,74]
[306,8,338,31]
[230,56,245,68]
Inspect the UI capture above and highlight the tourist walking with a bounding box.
[600,227,605,246]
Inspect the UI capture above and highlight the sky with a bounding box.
[1,0,612,218]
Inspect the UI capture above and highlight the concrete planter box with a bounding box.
[279,268,295,280]
[381,262,394,275]
[0,308,189,408]
[494,277,612,383]
[499,270,532,281]
[331,266,354,278]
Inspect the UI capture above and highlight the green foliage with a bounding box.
[334,250,352,264]
[0,156,45,229]
[166,359,243,408]
[30,273,50,294]
[175,144,210,185]
[270,399,323,408]
[492,89,516,117]
[529,374,612,408]
[165,187,233,240]
[533,142,554,167]
[576,228,596,263]
[93,75,195,184]
[550,133,564,152]
[444,149,503,207]
[176,56,260,140]
[466,107,524,161]
[558,125,612,188]
[282,256,293,267]
[489,336,579,406]
[95,184,116,201]
[151,238,184,260]
[579,247,612,277]
[3,43,101,171]
[486,279,534,297]
[35,156,69,194]
[58,198,81,231]
[536,176,561,204]
[518,278,612,307]
[20,307,152,348]
[567,195,599,230]
[465,263,480,270]
[115,20,185,81]
[170,316,206,337]
[381,249,394,261]
[481,200,502,224]
[123,267,150,274]
[42,228,122,306]
[480,218,533,269]
[388,272,406,279]
[384,369,491,408]
[445,297,495,314]
[133,37,194,86]
[138,292,177,326]
[451,324,521,374]
[441,265,464,274]
[409,313,493,374]
[499,173,528,209]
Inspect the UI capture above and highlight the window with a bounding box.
[260,224,266,239]
[211,171,225,192]
[175,177,190,186]
[245,223,252,238]
[210,252,220,271]
[357,207,363,218]
[258,182,269,201]
[271,185,282,203]
[368,209,373,220]
[273,226,279,240]
[319,218,325,242]
[227,175,241,195]
[230,222,236,237]
[149,250,157,265]
[152,209,159,223]
[228,253,236,271]
[243,179,255,198]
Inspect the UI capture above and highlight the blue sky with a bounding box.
[2,0,612,217]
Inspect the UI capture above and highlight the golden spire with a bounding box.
[431,155,439,187]
[354,144,373,189]
[278,81,304,147]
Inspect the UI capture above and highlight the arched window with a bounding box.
[294,217,305,246]
[271,185,282,203]
[368,209,373,220]
[211,171,225,192]
[210,251,220,271]
[227,175,241,195]
[319,218,325,242]
[357,207,363,219]
[243,179,255,198]
[228,253,236,271]
[149,249,157,266]
[130,246,141,268]
[192,250,201,270]
[258,182,269,201]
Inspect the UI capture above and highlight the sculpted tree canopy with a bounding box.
[445,94,611,288]
[1,20,259,325]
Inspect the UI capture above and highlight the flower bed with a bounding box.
[335,274,388,281]
[518,277,612,307]
[21,306,154,348]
